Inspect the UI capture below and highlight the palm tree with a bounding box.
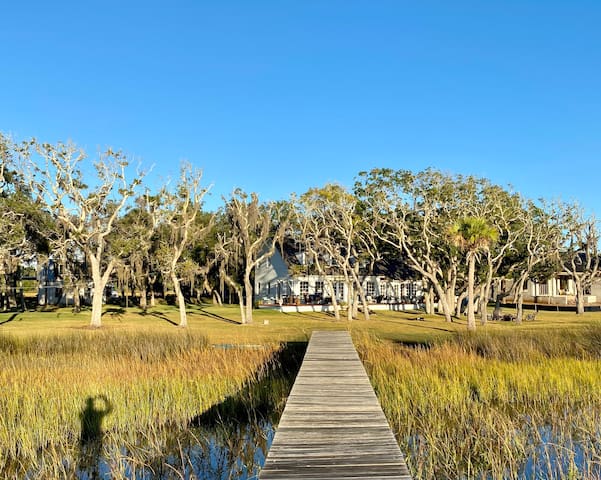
[449,217,498,330]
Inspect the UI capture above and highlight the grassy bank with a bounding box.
[359,327,601,479]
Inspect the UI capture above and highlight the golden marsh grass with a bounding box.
[359,327,601,479]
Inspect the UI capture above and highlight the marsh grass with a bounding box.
[0,328,284,478]
[359,327,601,479]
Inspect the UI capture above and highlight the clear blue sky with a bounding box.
[2,1,600,213]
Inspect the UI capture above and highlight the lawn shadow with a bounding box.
[102,307,125,318]
[197,306,240,325]
[146,311,178,326]
[0,313,19,325]
[282,311,332,322]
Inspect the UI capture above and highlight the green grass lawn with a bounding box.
[2,302,600,344]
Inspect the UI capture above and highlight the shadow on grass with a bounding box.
[0,313,19,325]
[146,311,178,326]
[281,310,333,322]
[191,342,306,428]
[101,307,126,318]
[196,306,240,325]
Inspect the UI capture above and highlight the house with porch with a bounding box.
[254,240,422,312]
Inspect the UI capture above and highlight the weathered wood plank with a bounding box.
[259,330,412,480]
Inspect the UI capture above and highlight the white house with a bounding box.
[254,241,422,311]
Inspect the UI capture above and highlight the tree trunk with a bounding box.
[575,278,585,315]
[431,281,453,322]
[514,276,526,324]
[73,281,81,313]
[466,254,476,331]
[351,270,370,321]
[423,283,435,314]
[140,285,148,312]
[480,265,494,325]
[170,271,187,327]
[324,278,340,320]
[148,275,156,307]
[244,270,254,324]
[455,290,467,317]
[346,283,354,321]
[237,286,246,324]
[89,257,107,328]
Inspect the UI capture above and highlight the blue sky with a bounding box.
[2,1,600,213]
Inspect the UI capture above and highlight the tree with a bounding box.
[297,184,371,321]
[356,168,472,322]
[28,140,143,327]
[509,200,562,322]
[561,206,600,315]
[155,164,212,327]
[0,134,52,310]
[466,185,526,324]
[218,190,288,324]
[111,192,163,312]
[449,217,498,330]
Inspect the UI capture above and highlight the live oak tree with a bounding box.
[356,168,469,323]
[510,200,562,322]
[217,190,288,324]
[466,185,526,325]
[0,135,51,310]
[298,184,371,321]
[293,195,342,320]
[155,164,212,327]
[561,205,601,315]
[28,140,143,327]
[111,192,163,312]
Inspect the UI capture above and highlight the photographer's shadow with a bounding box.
[78,395,113,479]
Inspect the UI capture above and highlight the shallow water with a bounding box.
[74,419,276,479]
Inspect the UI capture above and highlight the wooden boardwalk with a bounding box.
[259,330,412,480]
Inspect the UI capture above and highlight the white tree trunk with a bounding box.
[171,270,187,327]
[89,256,109,328]
[244,270,254,324]
[324,278,340,320]
[575,278,585,315]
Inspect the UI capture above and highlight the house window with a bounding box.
[267,282,271,295]
[334,282,344,299]
[559,278,568,292]
[365,282,375,298]
[407,282,417,299]
[315,281,324,294]
[538,283,548,295]
[300,281,309,295]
